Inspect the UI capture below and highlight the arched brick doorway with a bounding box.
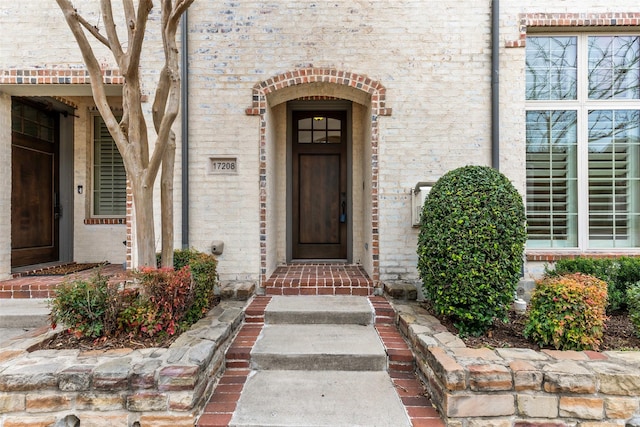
[245,68,391,288]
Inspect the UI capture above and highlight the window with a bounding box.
[12,99,56,142]
[296,115,343,144]
[92,115,126,217]
[526,35,640,250]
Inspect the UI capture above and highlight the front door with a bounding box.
[292,110,348,259]
[11,99,59,267]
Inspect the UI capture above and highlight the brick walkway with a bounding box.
[263,263,374,296]
[198,296,444,427]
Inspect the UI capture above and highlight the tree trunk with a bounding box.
[160,132,176,268]
[55,0,194,270]
[131,179,157,267]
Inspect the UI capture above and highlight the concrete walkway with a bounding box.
[0,298,50,346]
[198,295,444,427]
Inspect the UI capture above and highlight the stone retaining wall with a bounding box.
[0,301,244,427]
[392,300,640,427]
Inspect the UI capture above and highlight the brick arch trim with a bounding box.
[506,12,640,48]
[245,68,391,117]
[246,67,391,287]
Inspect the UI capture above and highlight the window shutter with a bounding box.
[93,116,126,216]
[588,110,639,246]
[526,110,578,247]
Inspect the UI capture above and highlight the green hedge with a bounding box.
[417,165,526,336]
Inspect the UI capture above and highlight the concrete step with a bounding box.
[0,299,50,329]
[230,370,411,427]
[264,295,373,325]
[251,323,387,371]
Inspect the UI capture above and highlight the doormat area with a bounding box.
[25,262,108,276]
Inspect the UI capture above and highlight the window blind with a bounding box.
[93,115,126,216]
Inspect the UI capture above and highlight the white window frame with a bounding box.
[526,32,640,252]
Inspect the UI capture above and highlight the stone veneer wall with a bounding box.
[0,301,244,427]
[392,300,640,427]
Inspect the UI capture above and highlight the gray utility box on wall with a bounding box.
[412,182,434,227]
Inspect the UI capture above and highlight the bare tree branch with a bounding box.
[57,0,193,267]
[55,0,126,164]
[75,11,110,47]
[122,0,136,42]
[99,0,124,64]
[160,132,176,267]
[147,0,193,186]
[126,0,153,75]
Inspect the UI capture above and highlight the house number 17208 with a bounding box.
[213,161,236,170]
[209,157,238,174]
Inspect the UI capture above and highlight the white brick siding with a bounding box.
[0,94,11,280]
[1,0,639,282]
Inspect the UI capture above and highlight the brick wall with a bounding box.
[0,94,11,280]
[70,98,127,265]
[1,0,640,283]
[181,0,492,283]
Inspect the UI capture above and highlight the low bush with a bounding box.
[524,273,608,350]
[49,248,218,341]
[49,271,120,338]
[172,248,218,325]
[417,165,526,336]
[134,266,194,336]
[547,256,640,313]
[627,282,640,338]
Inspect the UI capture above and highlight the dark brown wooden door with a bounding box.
[11,102,59,267]
[292,111,347,259]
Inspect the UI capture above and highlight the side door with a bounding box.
[11,100,59,267]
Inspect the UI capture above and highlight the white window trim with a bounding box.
[525,33,640,253]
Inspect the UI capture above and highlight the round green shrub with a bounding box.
[417,165,526,336]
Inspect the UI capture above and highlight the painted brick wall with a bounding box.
[0,2,116,68]
[0,94,11,280]
[69,97,127,265]
[2,0,639,283]
[182,1,498,283]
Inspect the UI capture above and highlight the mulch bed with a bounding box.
[31,297,222,352]
[31,330,180,352]
[422,301,640,351]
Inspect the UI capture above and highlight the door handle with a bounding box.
[54,192,62,219]
[340,193,346,223]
